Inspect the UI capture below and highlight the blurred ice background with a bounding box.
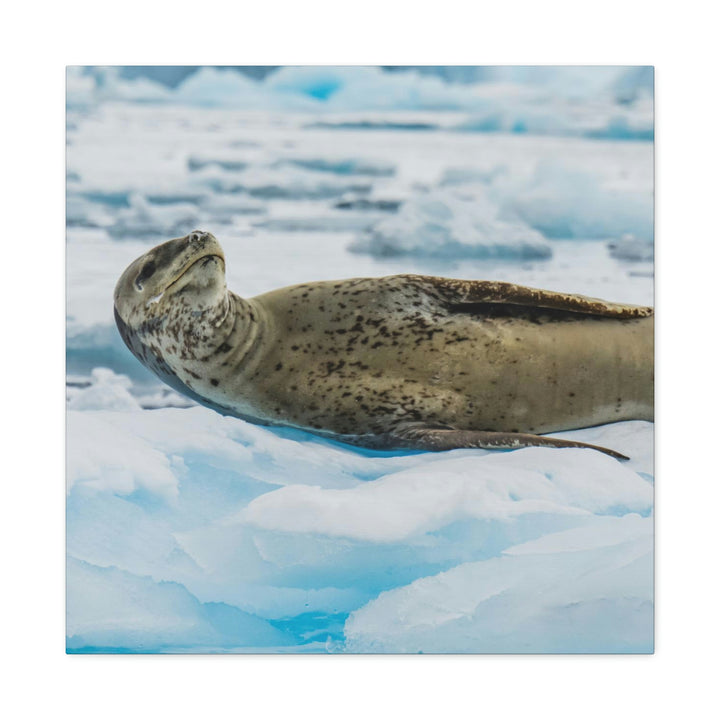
[66,65,654,653]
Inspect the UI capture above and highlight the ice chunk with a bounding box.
[439,165,505,187]
[107,194,201,240]
[67,367,142,412]
[607,234,654,262]
[498,161,653,241]
[187,153,249,172]
[334,197,402,212]
[68,67,171,108]
[266,66,473,111]
[173,67,317,111]
[198,166,373,200]
[66,194,115,229]
[240,447,651,543]
[67,412,180,499]
[66,558,291,651]
[344,514,653,653]
[284,157,395,177]
[349,191,552,260]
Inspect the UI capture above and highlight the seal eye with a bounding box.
[135,260,157,291]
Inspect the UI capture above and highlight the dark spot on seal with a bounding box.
[210,378,219,386]
[275,362,283,371]
[212,342,233,355]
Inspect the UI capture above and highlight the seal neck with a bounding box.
[200,291,267,369]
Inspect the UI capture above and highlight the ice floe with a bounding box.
[66,401,653,651]
[350,191,552,259]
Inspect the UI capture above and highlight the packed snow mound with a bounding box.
[241,450,651,543]
[67,403,653,651]
[67,558,291,652]
[345,514,652,653]
[496,161,654,241]
[349,191,552,259]
[66,367,141,412]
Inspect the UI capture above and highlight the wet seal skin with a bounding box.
[114,231,654,460]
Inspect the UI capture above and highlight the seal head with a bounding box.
[114,230,227,335]
[114,231,236,409]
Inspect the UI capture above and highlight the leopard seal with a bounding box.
[114,230,653,459]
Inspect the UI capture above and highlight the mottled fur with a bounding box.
[114,232,654,459]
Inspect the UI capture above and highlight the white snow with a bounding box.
[241,448,650,543]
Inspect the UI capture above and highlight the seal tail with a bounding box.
[383,425,629,460]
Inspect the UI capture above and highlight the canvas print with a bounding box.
[66,66,654,653]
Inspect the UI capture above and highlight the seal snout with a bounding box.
[182,230,224,264]
[187,230,215,245]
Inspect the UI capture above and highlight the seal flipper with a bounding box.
[400,274,653,318]
[383,424,629,460]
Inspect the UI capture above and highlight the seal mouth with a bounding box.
[161,253,225,295]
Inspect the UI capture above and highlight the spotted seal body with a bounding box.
[114,231,653,459]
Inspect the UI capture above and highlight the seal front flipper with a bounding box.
[401,274,653,318]
[379,424,629,460]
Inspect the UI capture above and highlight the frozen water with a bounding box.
[607,234,655,262]
[66,557,292,652]
[493,160,654,241]
[69,66,652,142]
[350,190,552,259]
[345,514,652,653]
[66,68,653,653]
[67,404,653,651]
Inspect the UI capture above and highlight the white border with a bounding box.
[5,1,718,718]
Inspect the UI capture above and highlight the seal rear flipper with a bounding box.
[383,424,629,460]
[401,274,653,318]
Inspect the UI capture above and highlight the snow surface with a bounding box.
[66,67,654,653]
